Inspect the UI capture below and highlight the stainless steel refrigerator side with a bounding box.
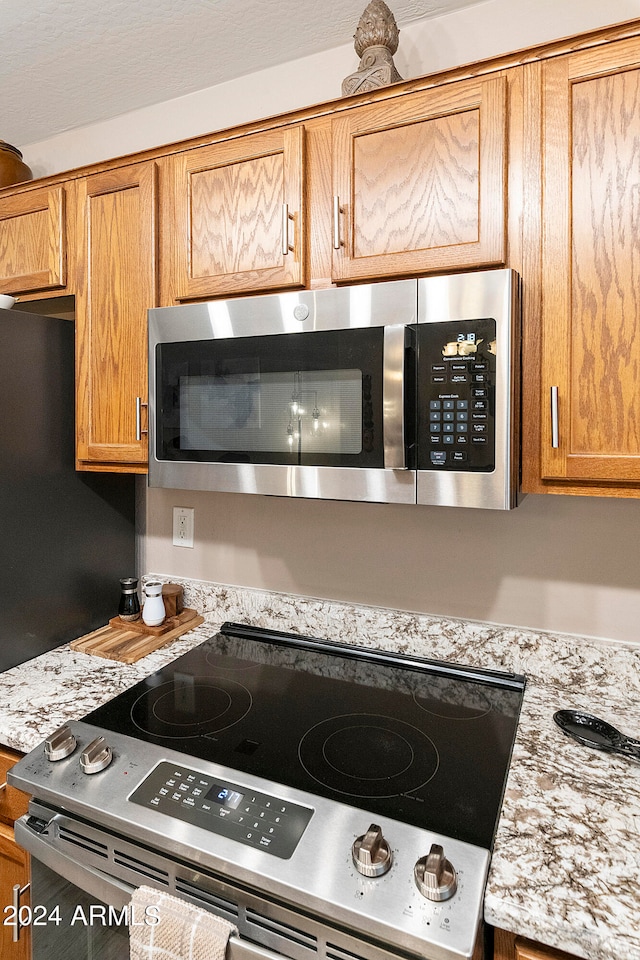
[416,269,521,510]
[147,282,418,503]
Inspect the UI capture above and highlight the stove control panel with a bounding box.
[129,761,313,859]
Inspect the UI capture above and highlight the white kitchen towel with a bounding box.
[129,885,238,960]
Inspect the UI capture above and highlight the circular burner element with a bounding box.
[153,685,232,726]
[131,678,252,739]
[299,713,439,799]
[412,677,492,720]
[323,725,415,780]
[204,648,260,672]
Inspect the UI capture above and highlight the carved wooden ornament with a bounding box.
[342,0,403,97]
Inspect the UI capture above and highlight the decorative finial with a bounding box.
[342,0,403,97]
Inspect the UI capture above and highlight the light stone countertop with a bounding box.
[1,577,639,960]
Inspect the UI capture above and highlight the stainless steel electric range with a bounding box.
[9,622,525,960]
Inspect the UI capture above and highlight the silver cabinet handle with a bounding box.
[281,203,294,256]
[550,386,559,448]
[333,195,343,250]
[12,882,30,943]
[136,397,148,441]
[0,781,6,792]
[383,325,407,470]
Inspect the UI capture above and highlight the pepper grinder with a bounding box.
[118,578,141,622]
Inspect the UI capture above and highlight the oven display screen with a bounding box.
[206,783,243,809]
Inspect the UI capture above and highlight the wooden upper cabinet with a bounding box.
[162,125,306,301]
[0,184,69,295]
[541,38,640,484]
[331,75,507,282]
[75,162,158,471]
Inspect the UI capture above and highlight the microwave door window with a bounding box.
[157,328,385,468]
[179,369,364,458]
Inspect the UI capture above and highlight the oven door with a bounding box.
[24,856,129,960]
[15,805,419,960]
[17,816,300,960]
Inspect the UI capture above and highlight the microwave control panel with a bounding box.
[417,317,497,472]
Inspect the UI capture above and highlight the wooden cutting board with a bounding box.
[69,608,204,664]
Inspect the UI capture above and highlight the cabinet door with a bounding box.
[541,39,640,484]
[331,75,507,282]
[494,929,580,960]
[0,823,30,960]
[76,162,158,472]
[164,126,305,301]
[515,937,579,960]
[0,748,30,960]
[0,185,68,295]
[0,747,28,827]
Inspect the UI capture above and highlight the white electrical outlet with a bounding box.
[173,506,195,548]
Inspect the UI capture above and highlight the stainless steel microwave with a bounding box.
[148,268,520,509]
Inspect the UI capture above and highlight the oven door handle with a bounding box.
[15,815,288,960]
[383,324,408,470]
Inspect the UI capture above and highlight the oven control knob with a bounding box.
[414,844,457,901]
[80,737,113,775]
[44,724,77,761]
[352,824,393,878]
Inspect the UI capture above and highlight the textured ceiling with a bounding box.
[2,0,487,147]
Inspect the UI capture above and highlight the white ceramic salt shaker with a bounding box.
[142,580,165,627]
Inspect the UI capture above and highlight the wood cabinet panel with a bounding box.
[331,75,507,281]
[493,929,580,960]
[0,823,30,960]
[75,162,158,471]
[540,37,640,485]
[0,747,28,828]
[0,746,30,960]
[0,185,68,295]
[162,126,306,301]
[515,941,579,960]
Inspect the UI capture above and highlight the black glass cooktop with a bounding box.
[84,622,525,850]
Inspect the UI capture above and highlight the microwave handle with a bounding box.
[383,325,407,470]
